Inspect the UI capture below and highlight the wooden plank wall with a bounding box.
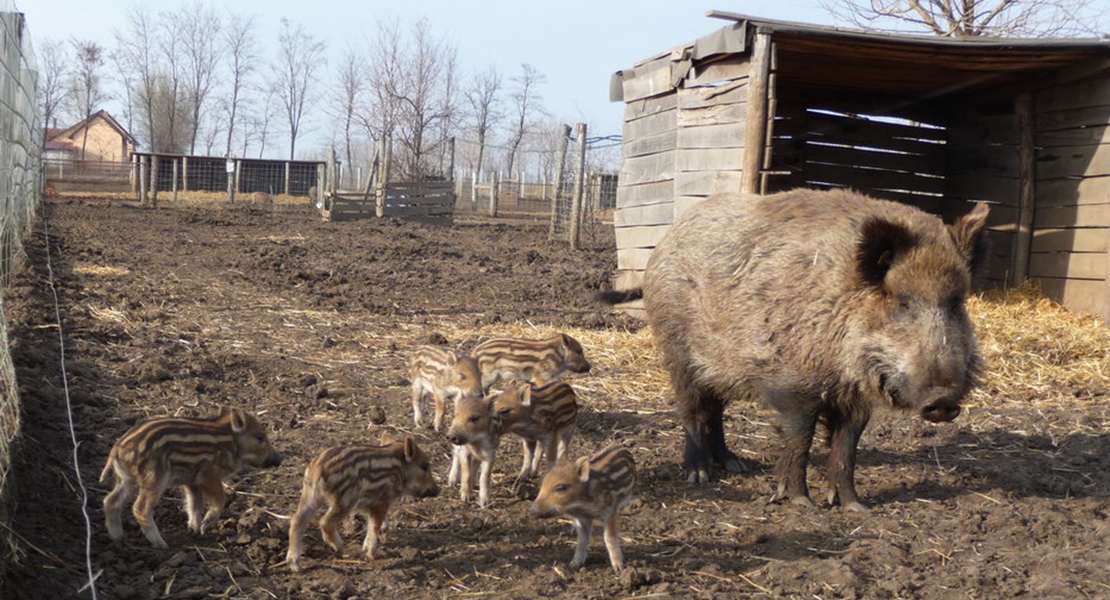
[1032,72,1110,321]
[613,55,752,290]
[944,110,1023,289]
[323,181,455,225]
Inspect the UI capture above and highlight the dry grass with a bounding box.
[53,190,313,206]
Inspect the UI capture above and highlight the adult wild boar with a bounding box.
[602,189,989,511]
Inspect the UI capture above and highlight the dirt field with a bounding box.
[2,197,1108,599]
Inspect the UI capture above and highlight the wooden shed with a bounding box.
[610,12,1110,321]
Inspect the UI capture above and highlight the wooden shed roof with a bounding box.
[613,12,1110,103]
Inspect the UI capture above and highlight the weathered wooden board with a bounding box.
[1033,203,1110,228]
[947,114,1019,146]
[1034,276,1106,318]
[620,57,677,103]
[623,129,678,159]
[1036,143,1110,179]
[623,107,678,145]
[947,143,1020,176]
[677,122,746,149]
[1036,105,1110,132]
[617,247,657,271]
[678,79,749,109]
[1029,251,1107,280]
[623,92,679,122]
[614,200,675,226]
[615,224,672,250]
[1036,123,1110,147]
[1036,175,1110,207]
[686,55,753,88]
[677,102,748,128]
[620,151,676,187]
[804,162,946,195]
[945,172,1020,205]
[616,180,675,209]
[674,196,711,219]
[675,170,743,196]
[379,204,454,217]
[1032,227,1110,253]
[675,147,745,172]
[1035,73,1110,114]
[806,142,945,175]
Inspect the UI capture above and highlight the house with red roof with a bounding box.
[44,110,137,162]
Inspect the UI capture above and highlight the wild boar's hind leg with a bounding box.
[197,476,229,534]
[319,502,347,556]
[824,408,871,512]
[183,485,205,533]
[707,401,744,474]
[362,504,390,559]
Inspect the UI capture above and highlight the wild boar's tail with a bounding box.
[99,455,115,483]
[594,289,644,305]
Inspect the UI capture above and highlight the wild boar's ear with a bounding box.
[445,351,458,366]
[855,217,918,288]
[948,202,991,273]
[522,385,533,407]
[403,436,416,461]
[576,457,592,483]
[228,408,247,433]
[380,431,397,446]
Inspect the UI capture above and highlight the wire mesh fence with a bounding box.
[0,6,43,572]
[454,123,619,248]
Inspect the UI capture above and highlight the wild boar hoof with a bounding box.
[568,559,585,571]
[720,457,746,474]
[843,501,870,513]
[685,468,711,483]
[788,495,817,509]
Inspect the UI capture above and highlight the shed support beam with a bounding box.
[741,28,772,195]
[1012,93,1035,286]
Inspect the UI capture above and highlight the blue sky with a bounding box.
[23,0,832,153]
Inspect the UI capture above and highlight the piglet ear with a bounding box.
[380,431,397,446]
[948,202,990,274]
[576,457,591,482]
[227,408,247,433]
[403,436,416,461]
[856,218,918,288]
[445,351,458,366]
[521,385,533,407]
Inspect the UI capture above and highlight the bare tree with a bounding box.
[370,17,458,179]
[156,11,188,153]
[68,39,109,160]
[505,63,545,177]
[175,1,223,154]
[820,0,1106,37]
[113,5,158,150]
[222,12,258,156]
[108,46,136,136]
[462,65,503,181]
[327,46,369,184]
[38,38,70,130]
[364,18,405,144]
[272,19,327,159]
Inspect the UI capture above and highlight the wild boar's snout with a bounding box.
[921,391,963,423]
[262,452,284,468]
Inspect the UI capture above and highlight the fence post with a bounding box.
[226,157,236,203]
[471,169,478,211]
[172,158,179,203]
[150,154,160,207]
[139,154,148,205]
[327,149,337,195]
[489,171,498,218]
[377,135,391,217]
[548,124,572,240]
[316,163,326,208]
[569,123,587,250]
[131,154,138,193]
[234,159,242,196]
[182,156,189,191]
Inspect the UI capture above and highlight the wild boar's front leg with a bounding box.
[362,504,389,559]
[772,404,819,508]
[825,409,871,512]
[569,515,594,570]
[676,379,741,482]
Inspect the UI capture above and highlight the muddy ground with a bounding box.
[1,197,1107,599]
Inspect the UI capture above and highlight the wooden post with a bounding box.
[741,28,773,195]
[172,158,179,203]
[327,149,337,195]
[150,154,159,207]
[470,168,478,211]
[548,124,572,239]
[131,154,138,192]
[377,135,392,217]
[316,163,326,208]
[1012,93,1035,286]
[489,171,499,218]
[139,154,148,205]
[182,156,189,191]
[448,137,456,181]
[226,157,235,203]
[569,123,587,250]
[234,159,242,196]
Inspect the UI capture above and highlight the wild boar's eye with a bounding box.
[255,434,266,443]
[498,408,511,415]
[555,484,570,493]
[469,415,482,423]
